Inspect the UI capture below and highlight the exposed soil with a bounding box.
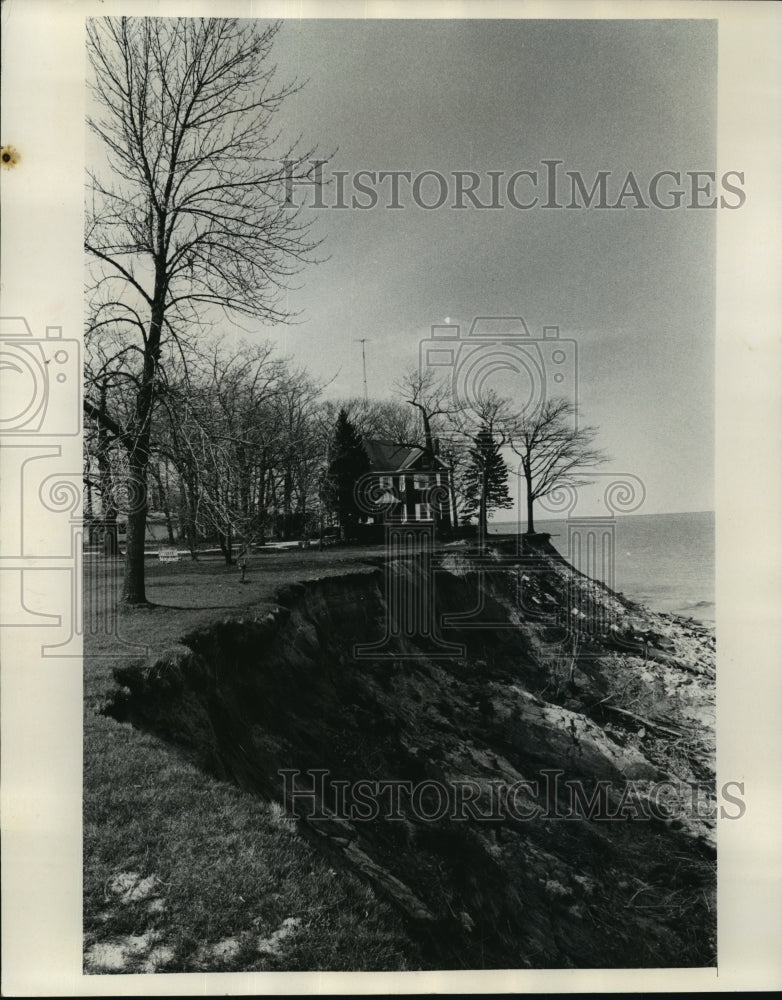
[105,534,716,969]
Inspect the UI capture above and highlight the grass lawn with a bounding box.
[83,545,424,973]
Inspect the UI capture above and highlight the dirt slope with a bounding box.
[106,535,716,969]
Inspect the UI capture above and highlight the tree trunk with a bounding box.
[96,379,120,556]
[122,446,149,604]
[85,477,94,521]
[218,525,234,565]
[479,467,488,544]
[151,459,176,543]
[183,508,198,559]
[181,467,199,559]
[447,462,459,530]
[256,461,268,545]
[102,523,119,557]
[282,463,293,540]
[163,459,175,542]
[420,409,435,456]
[526,482,535,534]
[121,277,164,605]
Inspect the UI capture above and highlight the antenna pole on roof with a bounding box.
[355,338,370,403]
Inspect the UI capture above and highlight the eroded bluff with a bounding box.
[108,537,716,969]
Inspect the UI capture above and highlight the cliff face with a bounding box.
[108,537,716,969]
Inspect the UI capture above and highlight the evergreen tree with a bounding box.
[324,408,370,539]
[461,423,513,536]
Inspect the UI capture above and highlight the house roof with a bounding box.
[363,439,447,472]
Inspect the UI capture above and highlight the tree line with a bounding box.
[85,339,605,557]
[84,15,605,604]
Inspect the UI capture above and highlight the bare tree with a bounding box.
[394,368,454,456]
[86,16,323,603]
[83,328,150,554]
[318,397,422,448]
[274,373,327,540]
[83,376,121,555]
[437,437,468,531]
[506,398,608,534]
[149,335,327,559]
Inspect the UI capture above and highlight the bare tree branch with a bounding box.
[85,16,326,601]
[505,397,609,533]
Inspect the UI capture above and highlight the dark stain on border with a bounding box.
[1,145,20,169]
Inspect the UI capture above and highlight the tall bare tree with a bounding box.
[507,398,608,534]
[394,368,454,457]
[85,16,322,603]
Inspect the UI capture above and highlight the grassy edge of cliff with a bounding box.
[84,547,424,974]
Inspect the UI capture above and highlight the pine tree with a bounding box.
[461,423,514,536]
[324,409,370,539]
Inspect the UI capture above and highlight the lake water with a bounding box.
[490,510,715,622]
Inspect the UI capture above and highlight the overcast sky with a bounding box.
[247,18,717,517]
[78,17,715,518]
[86,17,718,517]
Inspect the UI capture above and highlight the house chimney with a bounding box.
[433,438,440,455]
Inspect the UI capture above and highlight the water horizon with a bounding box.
[489,509,715,623]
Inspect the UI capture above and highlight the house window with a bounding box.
[413,474,431,490]
[378,475,393,490]
[416,503,433,521]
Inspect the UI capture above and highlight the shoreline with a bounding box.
[491,511,715,624]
